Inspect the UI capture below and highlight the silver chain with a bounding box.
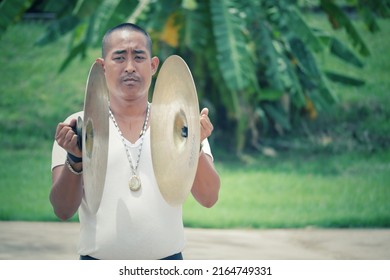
[109,102,151,176]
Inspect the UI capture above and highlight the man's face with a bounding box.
[102,30,158,101]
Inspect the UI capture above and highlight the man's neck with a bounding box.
[109,95,149,119]
[109,95,150,143]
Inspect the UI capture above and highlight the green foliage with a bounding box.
[0,23,99,149]
[211,1,254,92]
[320,0,371,56]
[328,37,364,68]
[136,0,386,154]
[0,21,389,228]
[1,0,388,156]
[0,0,35,37]
[325,71,365,86]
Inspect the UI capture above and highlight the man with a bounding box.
[50,23,220,260]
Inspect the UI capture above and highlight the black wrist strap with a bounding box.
[67,152,82,163]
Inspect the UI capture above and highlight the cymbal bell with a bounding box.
[82,61,110,214]
[150,55,200,206]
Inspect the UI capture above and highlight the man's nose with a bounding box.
[125,59,135,73]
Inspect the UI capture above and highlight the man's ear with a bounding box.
[96,58,105,71]
[151,56,159,75]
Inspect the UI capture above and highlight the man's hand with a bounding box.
[55,119,82,158]
[200,108,214,142]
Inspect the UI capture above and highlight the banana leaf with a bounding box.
[263,103,291,131]
[320,0,370,56]
[325,71,365,86]
[285,6,324,52]
[211,0,254,91]
[329,37,364,68]
[0,0,34,37]
[35,15,80,46]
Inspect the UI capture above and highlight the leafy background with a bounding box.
[2,0,389,154]
[0,0,389,227]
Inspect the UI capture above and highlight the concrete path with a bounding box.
[0,222,389,260]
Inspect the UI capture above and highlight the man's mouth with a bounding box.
[123,76,139,85]
[122,75,139,82]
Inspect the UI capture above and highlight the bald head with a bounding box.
[102,23,152,58]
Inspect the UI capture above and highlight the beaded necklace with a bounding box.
[109,102,150,191]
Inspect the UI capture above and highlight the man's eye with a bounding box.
[135,56,146,61]
[114,56,124,61]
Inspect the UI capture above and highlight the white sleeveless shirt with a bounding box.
[52,111,212,259]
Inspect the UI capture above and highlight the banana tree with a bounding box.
[1,0,388,155]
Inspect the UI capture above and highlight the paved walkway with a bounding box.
[0,222,389,260]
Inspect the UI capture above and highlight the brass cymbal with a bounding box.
[82,61,110,214]
[150,55,200,206]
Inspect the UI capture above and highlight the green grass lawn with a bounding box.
[0,146,55,221]
[0,18,389,228]
[184,150,390,228]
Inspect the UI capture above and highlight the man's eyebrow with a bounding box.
[112,49,147,55]
[133,49,147,55]
[112,49,126,55]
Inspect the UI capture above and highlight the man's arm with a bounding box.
[191,108,221,207]
[191,151,220,208]
[50,164,83,220]
[50,119,84,220]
